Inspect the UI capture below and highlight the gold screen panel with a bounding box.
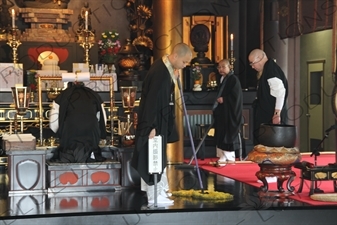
[183,15,228,63]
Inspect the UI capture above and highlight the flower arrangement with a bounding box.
[97,30,122,64]
[191,63,202,81]
[27,70,38,92]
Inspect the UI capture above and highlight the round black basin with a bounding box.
[258,124,297,148]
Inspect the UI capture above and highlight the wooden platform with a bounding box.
[47,160,122,194]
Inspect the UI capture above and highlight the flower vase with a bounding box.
[30,91,36,104]
[104,63,115,73]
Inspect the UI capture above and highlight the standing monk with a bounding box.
[248,49,288,183]
[131,43,192,204]
[248,49,288,145]
[213,59,243,164]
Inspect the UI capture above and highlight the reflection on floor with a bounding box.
[0,164,335,225]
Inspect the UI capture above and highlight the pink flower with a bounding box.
[98,30,121,63]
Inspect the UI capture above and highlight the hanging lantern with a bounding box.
[11,86,31,116]
[120,86,138,146]
[120,86,138,112]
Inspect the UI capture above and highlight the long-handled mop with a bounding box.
[175,121,214,170]
[172,76,234,200]
[175,77,205,191]
[175,73,228,170]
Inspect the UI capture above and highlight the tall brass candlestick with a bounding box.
[229,50,236,71]
[79,30,94,65]
[229,34,235,71]
[7,27,21,64]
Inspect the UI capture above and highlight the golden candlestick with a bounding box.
[7,27,21,64]
[229,33,235,72]
[79,29,94,65]
[229,50,236,72]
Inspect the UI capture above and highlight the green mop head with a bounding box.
[171,189,233,202]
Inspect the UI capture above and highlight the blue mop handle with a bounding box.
[176,76,204,191]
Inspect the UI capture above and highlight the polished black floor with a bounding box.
[0,165,336,225]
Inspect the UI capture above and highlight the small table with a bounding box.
[294,162,337,196]
[7,149,48,195]
[256,164,296,198]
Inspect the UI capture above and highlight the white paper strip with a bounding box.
[77,72,90,81]
[61,72,90,82]
[61,73,75,82]
[148,135,162,174]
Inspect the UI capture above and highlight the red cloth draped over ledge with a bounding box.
[186,153,337,206]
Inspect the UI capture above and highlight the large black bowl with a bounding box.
[258,124,297,148]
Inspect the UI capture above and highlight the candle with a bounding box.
[127,96,130,107]
[11,9,15,27]
[85,11,88,30]
[230,34,234,51]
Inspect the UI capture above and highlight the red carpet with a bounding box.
[187,153,337,206]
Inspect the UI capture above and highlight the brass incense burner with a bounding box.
[47,87,63,101]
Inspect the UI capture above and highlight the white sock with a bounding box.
[223,151,235,161]
[217,147,235,162]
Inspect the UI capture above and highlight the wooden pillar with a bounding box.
[152,0,184,164]
[333,0,337,163]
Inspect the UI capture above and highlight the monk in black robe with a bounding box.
[131,43,192,204]
[49,82,107,163]
[213,59,243,163]
[248,49,288,145]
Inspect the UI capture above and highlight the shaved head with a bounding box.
[168,43,192,70]
[171,43,192,57]
[248,49,268,72]
[249,49,265,59]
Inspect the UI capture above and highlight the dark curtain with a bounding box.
[278,0,335,39]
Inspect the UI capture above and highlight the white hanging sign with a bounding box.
[148,135,162,174]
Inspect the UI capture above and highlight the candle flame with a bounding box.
[230,34,233,40]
